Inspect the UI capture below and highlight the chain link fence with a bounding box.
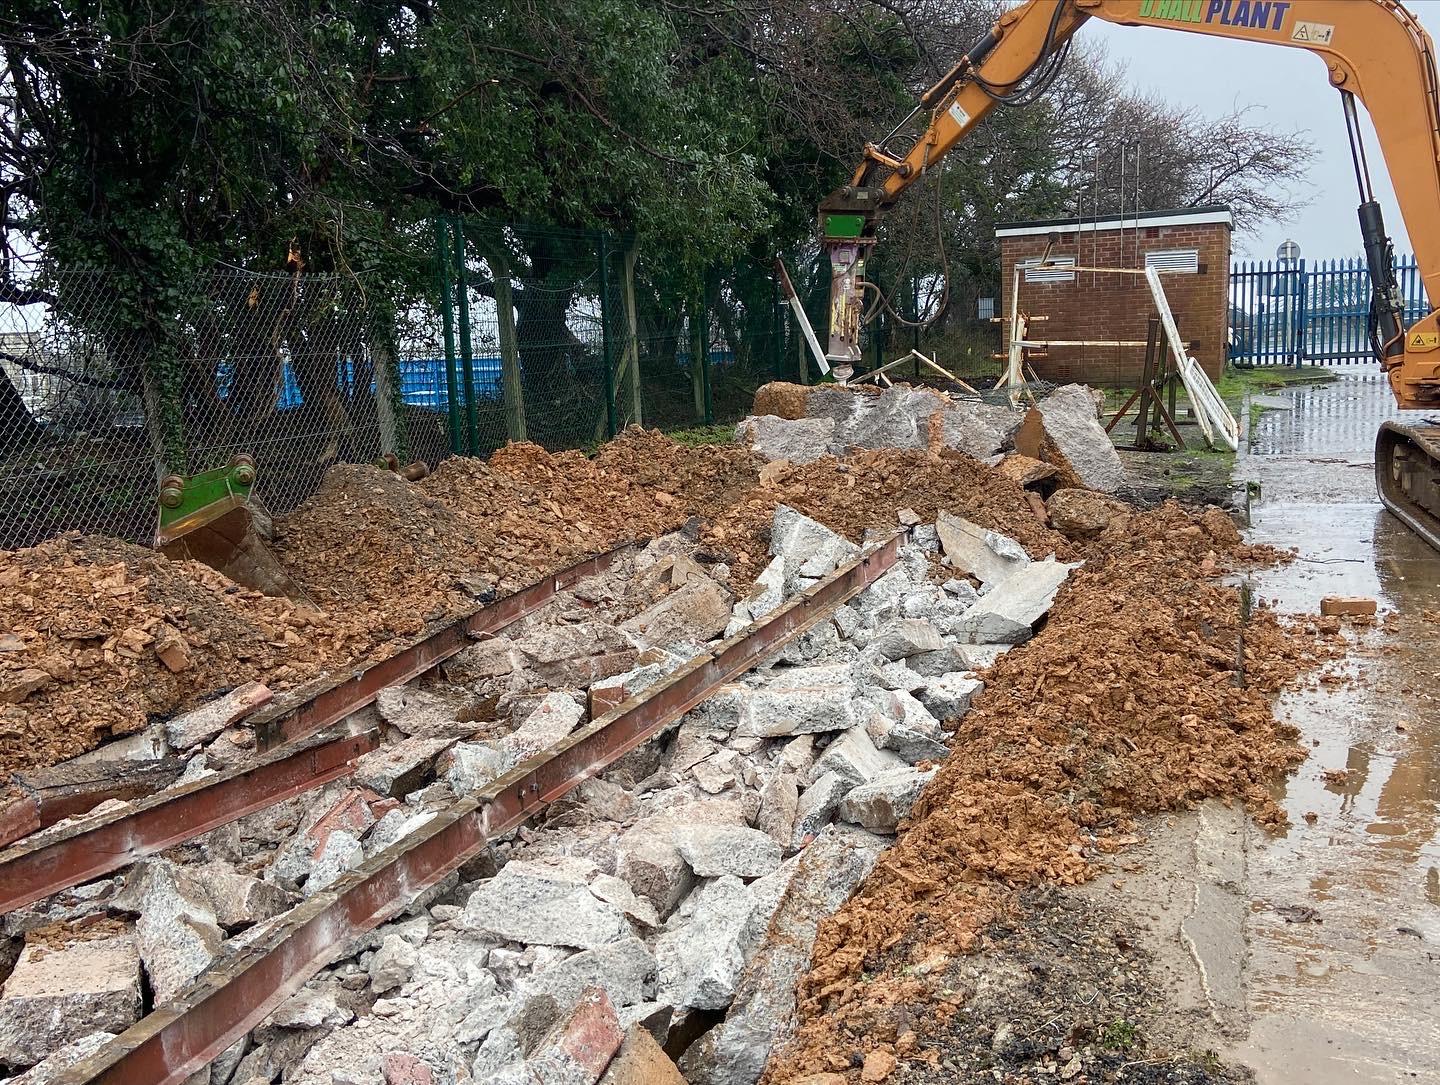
[1,221,1002,550]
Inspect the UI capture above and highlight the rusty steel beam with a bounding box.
[0,730,380,916]
[253,542,638,751]
[60,532,906,1085]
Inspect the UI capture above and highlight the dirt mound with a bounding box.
[274,463,475,634]
[703,449,1073,586]
[761,503,1337,1083]
[0,535,342,773]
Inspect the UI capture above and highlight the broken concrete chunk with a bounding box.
[438,741,508,796]
[374,684,467,738]
[656,876,755,1011]
[0,935,140,1067]
[4,1030,117,1085]
[162,681,272,750]
[353,736,454,798]
[500,691,585,764]
[839,767,936,832]
[462,858,631,949]
[615,831,696,920]
[523,935,656,1011]
[756,773,799,850]
[527,987,624,1085]
[866,716,949,764]
[1035,384,1126,493]
[915,671,985,721]
[865,618,946,661]
[621,578,731,650]
[369,933,418,994]
[196,863,295,930]
[674,824,782,879]
[268,987,353,1029]
[678,827,886,1085]
[790,771,854,850]
[589,873,660,929]
[770,505,859,585]
[305,828,365,896]
[941,578,981,606]
[804,725,904,787]
[936,512,1029,588]
[110,859,224,1005]
[733,664,857,738]
[953,558,1078,644]
[735,415,837,465]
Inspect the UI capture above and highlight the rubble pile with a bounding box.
[737,381,1127,496]
[0,503,1082,1083]
[760,501,1339,1083]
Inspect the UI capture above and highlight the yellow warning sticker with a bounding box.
[1408,332,1439,350]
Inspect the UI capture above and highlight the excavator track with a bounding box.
[1375,421,1440,551]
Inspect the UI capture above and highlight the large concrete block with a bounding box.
[163,681,272,750]
[111,859,223,1004]
[865,618,945,661]
[952,558,1078,644]
[620,579,731,650]
[522,936,656,1011]
[673,824,782,879]
[770,505,859,586]
[525,987,624,1085]
[461,858,631,949]
[839,767,936,832]
[0,934,140,1067]
[915,672,985,721]
[655,877,754,1011]
[1035,384,1126,493]
[735,416,836,465]
[804,726,904,787]
[936,512,1029,588]
[733,664,858,738]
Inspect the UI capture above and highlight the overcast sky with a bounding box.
[1083,0,1440,262]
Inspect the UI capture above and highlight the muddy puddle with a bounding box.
[1233,370,1439,1082]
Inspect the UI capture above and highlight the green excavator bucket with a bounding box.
[155,455,308,601]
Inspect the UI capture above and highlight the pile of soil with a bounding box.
[761,501,1339,1083]
[0,536,351,773]
[276,432,765,625]
[702,449,1074,587]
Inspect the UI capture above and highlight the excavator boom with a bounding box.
[823,0,1440,547]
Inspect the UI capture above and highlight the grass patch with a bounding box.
[1100,1019,1141,1052]
[665,423,736,447]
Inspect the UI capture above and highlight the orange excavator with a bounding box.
[822,0,1440,548]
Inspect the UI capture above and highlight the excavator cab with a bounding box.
[155,454,309,600]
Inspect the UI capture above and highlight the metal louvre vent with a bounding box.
[1145,248,1199,274]
[1020,257,1075,283]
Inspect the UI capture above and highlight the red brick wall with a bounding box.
[997,219,1231,385]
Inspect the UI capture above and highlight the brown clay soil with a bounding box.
[760,503,1341,1084]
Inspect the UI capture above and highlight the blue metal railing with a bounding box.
[1229,254,1430,366]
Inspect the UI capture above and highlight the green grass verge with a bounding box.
[664,423,736,447]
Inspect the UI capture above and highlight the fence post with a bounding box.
[620,243,643,428]
[1295,257,1309,367]
[433,217,463,453]
[485,239,528,443]
[597,231,618,440]
[911,273,921,379]
[452,217,480,455]
[372,336,401,458]
[700,284,713,425]
[771,275,784,381]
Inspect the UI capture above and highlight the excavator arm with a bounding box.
[823,0,1440,546]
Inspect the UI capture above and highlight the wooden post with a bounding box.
[373,338,400,457]
[690,306,707,420]
[619,245,643,427]
[486,243,527,442]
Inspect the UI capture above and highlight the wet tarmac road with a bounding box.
[1232,370,1440,1082]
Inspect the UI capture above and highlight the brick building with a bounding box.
[995,206,1232,384]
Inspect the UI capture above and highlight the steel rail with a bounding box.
[0,542,638,917]
[59,531,906,1085]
